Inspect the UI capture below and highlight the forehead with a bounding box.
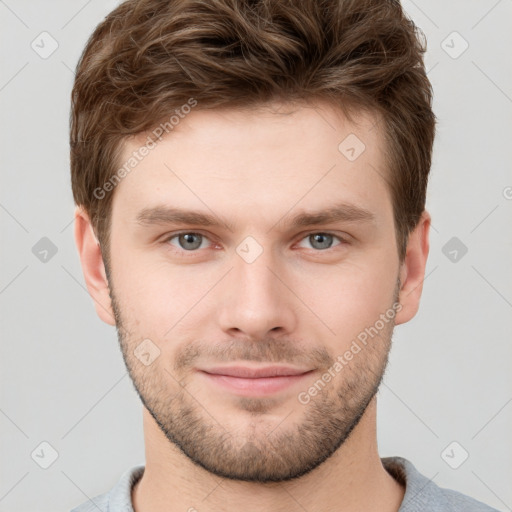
[111,101,391,226]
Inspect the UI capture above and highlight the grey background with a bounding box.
[1,0,511,510]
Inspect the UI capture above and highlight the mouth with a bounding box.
[197,365,315,396]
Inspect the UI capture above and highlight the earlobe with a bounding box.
[73,206,116,326]
[394,210,431,325]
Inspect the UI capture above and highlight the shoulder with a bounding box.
[70,465,145,512]
[382,456,500,512]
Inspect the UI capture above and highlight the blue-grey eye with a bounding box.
[172,233,205,251]
[308,233,335,250]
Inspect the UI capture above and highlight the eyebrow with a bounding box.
[135,202,375,232]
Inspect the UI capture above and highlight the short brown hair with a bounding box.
[70,0,435,268]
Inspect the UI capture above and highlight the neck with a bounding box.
[132,398,404,512]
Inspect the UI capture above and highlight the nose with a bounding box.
[217,243,298,340]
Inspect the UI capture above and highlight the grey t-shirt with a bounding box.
[70,456,499,511]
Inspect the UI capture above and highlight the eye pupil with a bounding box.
[310,233,333,250]
[179,233,202,250]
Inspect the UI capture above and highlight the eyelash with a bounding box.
[161,231,348,257]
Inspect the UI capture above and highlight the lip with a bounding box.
[200,365,312,378]
[197,365,314,396]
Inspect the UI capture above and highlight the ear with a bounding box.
[394,210,431,325]
[73,206,116,326]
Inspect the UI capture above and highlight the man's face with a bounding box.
[106,102,401,482]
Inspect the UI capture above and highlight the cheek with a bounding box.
[297,255,397,341]
[110,250,184,330]
[110,232,398,345]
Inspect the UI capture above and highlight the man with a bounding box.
[69,0,498,511]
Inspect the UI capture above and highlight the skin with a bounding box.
[74,100,430,512]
